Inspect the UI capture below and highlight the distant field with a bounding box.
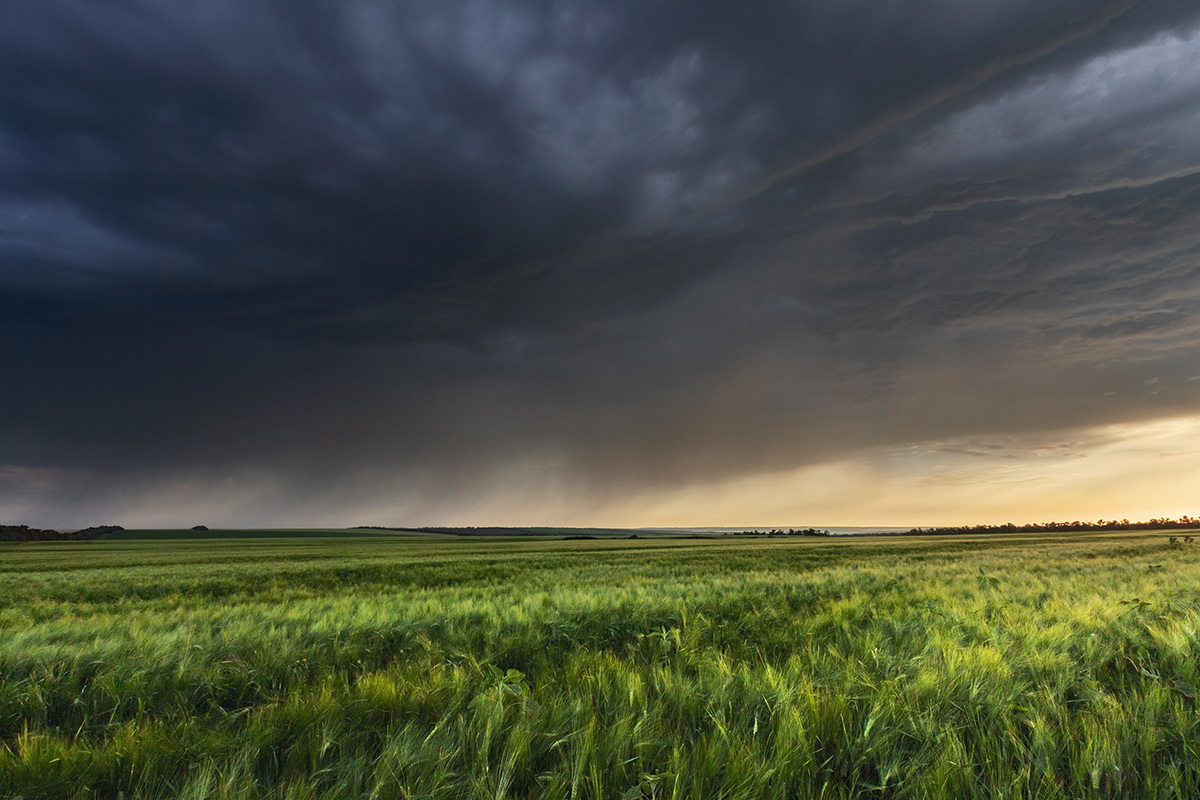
[3,530,1200,799]
[109,527,648,540]
[109,528,434,540]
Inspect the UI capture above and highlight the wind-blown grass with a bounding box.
[2,531,1199,798]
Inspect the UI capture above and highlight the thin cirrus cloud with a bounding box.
[0,0,1198,527]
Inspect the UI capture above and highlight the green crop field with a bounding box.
[3,529,1200,799]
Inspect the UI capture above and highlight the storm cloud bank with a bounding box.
[2,0,1199,526]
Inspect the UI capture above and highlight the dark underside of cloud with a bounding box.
[2,0,1199,524]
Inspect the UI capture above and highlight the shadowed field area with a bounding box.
[2,530,1200,799]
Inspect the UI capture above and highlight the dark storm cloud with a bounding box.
[2,0,1200,525]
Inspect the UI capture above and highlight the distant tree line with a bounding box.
[415,527,529,536]
[0,524,124,542]
[905,517,1199,536]
[731,528,832,537]
[354,526,537,536]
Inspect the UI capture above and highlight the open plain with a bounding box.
[3,529,1200,799]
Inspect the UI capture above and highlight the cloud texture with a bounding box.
[2,0,1199,526]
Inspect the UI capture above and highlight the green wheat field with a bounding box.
[3,529,1200,799]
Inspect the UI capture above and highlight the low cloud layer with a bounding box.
[2,1,1199,526]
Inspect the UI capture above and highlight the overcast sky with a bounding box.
[2,0,1199,528]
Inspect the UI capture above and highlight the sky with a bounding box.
[2,0,1198,529]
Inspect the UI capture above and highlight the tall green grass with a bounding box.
[2,531,1199,798]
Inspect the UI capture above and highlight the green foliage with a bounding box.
[2,531,1200,798]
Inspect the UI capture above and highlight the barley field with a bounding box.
[2,529,1199,799]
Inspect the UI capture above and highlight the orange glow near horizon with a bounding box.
[595,413,1200,529]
